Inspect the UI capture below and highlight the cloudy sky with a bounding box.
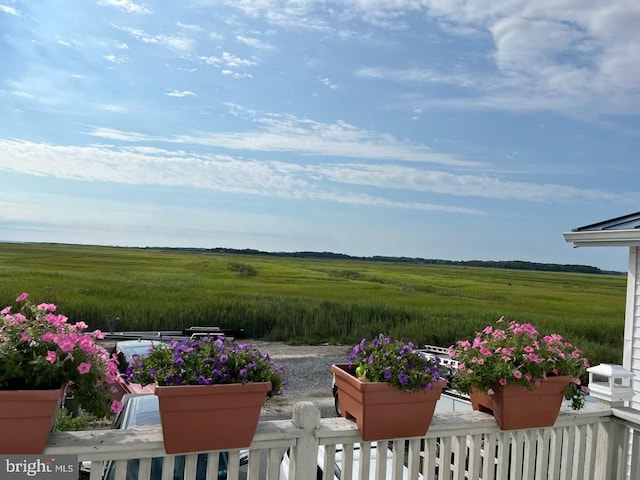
[1,0,639,271]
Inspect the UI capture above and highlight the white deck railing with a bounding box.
[45,401,638,480]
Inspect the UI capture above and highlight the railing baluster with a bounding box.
[534,428,550,480]
[452,435,465,480]
[162,456,176,480]
[323,444,336,480]
[631,429,640,479]
[559,426,575,480]
[113,459,128,480]
[481,432,497,480]
[247,450,260,480]
[423,437,437,480]
[509,430,524,480]
[495,432,510,480]
[375,440,389,480]
[342,444,354,480]
[571,425,587,480]
[138,458,152,480]
[88,460,104,480]
[357,442,371,480]
[522,429,536,480]
[439,436,452,479]
[466,433,482,480]
[226,451,240,480]
[407,438,421,480]
[583,423,596,480]
[547,427,562,480]
[267,447,282,480]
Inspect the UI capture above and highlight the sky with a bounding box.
[1,0,639,272]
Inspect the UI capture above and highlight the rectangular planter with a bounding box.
[331,364,445,441]
[156,382,271,454]
[0,385,66,454]
[470,376,573,430]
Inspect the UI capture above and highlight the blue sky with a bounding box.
[1,0,638,271]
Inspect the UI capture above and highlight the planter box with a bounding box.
[156,382,271,454]
[331,364,445,441]
[0,385,66,454]
[470,376,573,430]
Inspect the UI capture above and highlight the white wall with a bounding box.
[625,247,640,409]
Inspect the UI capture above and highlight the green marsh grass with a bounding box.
[0,242,626,366]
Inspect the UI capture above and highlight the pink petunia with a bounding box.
[0,306,11,315]
[479,347,492,357]
[20,333,32,342]
[110,400,123,413]
[15,292,29,302]
[498,378,508,386]
[37,303,57,312]
[46,351,57,364]
[513,370,522,379]
[77,362,91,374]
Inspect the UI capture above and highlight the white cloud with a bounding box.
[177,22,204,32]
[197,52,257,68]
[89,104,481,167]
[9,90,35,99]
[104,54,125,63]
[235,35,273,50]
[318,77,337,89]
[356,66,476,88]
[165,89,196,97]
[114,42,129,49]
[0,4,18,15]
[98,104,127,112]
[0,139,483,214]
[113,25,195,52]
[98,0,150,14]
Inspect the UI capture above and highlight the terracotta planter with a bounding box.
[155,382,271,454]
[331,364,446,441]
[470,375,573,430]
[0,385,66,454]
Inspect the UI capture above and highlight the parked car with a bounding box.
[279,443,423,480]
[81,394,248,480]
[112,340,158,375]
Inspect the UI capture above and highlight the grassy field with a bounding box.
[0,242,626,367]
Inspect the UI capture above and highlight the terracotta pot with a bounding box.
[331,364,446,441]
[155,382,271,454]
[470,376,573,430]
[0,385,66,454]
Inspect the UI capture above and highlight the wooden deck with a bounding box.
[46,401,640,480]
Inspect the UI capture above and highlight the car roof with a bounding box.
[115,340,157,357]
[118,394,161,428]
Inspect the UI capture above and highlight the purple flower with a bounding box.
[384,367,392,380]
[239,369,247,377]
[398,373,408,386]
[220,354,228,363]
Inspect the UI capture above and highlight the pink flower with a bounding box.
[483,326,493,335]
[496,316,504,323]
[20,333,32,342]
[524,346,535,353]
[58,338,76,352]
[479,347,492,357]
[527,352,542,363]
[498,378,508,386]
[92,329,104,340]
[524,373,533,382]
[15,292,29,302]
[0,306,11,315]
[110,400,123,413]
[477,358,485,365]
[73,321,88,331]
[513,370,522,379]
[37,303,57,312]
[77,362,92,374]
[46,351,57,364]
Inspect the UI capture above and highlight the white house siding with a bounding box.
[626,246,640,409]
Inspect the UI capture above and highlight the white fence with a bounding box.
[45,401,640,480]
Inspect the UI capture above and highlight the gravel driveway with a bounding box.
[248,340,352,420]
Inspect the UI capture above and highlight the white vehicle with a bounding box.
[279,443,423,480]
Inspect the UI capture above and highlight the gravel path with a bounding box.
[248,340,352,420]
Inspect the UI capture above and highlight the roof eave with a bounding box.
[563,229,640,247]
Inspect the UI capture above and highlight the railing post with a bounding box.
[290,401,321,480]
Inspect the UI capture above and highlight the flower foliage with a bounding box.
[126,336,285,397]
[0,292,122,417]
[347,334,442,393]
[450,317,589,410]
